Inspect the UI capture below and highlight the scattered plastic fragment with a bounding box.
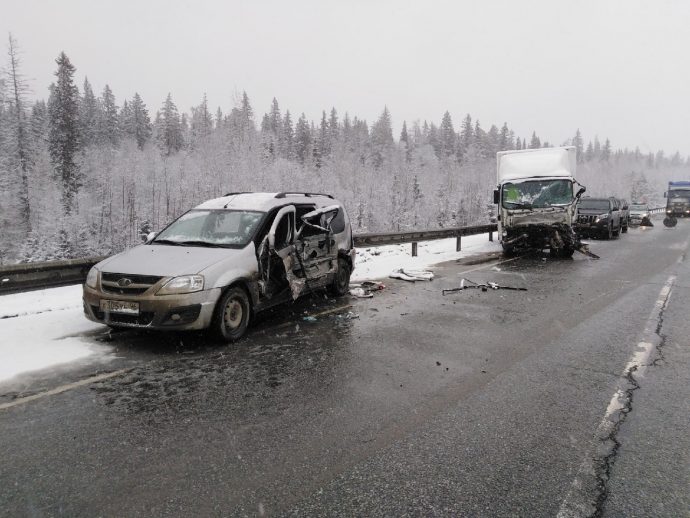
[349,287,373,298]
[302,315,317,322]
[389,268,434,282]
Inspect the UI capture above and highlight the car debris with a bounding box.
[663,216,678,227]
[349,281,385,298]
[442,278,528,294]
[389,269,434,282]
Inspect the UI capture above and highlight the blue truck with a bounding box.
[665,181,690,217]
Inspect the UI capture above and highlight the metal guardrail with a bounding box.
[0,224,498,294]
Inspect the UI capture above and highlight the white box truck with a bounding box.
[493,146,587,257]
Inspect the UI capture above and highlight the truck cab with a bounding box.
[665,181,690,217]
[494,147,586,257]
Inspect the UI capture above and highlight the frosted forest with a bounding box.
[1,38,688,264]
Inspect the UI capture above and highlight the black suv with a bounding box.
[576,197,622,239]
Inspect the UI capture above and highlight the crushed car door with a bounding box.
[295,205,340,289]
[258,205,297,298]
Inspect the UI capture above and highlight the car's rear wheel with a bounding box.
[621,220,628,233]
[605,224,613,240]
[330,257,351,296]
[212,286,251,342]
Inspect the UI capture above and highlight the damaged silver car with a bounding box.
[83,192,355,341]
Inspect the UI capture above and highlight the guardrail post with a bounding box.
[489,230,493,242]
[411,242,418,257]
[456,235,461,251]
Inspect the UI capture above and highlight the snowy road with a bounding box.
[1,225,689,516]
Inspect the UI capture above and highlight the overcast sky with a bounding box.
[3,0,689,155]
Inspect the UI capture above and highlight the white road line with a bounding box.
[556,275,675,517]
[0,369,128,411]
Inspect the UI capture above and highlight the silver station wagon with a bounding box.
[83,192,355,341]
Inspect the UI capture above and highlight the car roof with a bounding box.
[194,192,339,212]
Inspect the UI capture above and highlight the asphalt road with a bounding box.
[1,221,689,517]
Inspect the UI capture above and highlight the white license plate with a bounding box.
[100,299,140,315]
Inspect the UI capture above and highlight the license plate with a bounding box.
[100,299,140,315]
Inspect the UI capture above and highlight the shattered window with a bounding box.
[502,180,573,209]
[154,210,264,247]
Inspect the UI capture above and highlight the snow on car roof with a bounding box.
[194,192,338,211]
[497,146,576,183]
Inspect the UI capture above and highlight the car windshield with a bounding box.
[630,204,647,211]
[579,200,610,210]
[153,210,264,247]
[502,179,573,209]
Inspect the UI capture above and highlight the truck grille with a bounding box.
[101,272,163,296]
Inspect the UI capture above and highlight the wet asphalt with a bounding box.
[1,221,689,517]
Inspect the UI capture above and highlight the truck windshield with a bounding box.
[668,190,690,199]
[153,210,264,248]
[502,179,573,209]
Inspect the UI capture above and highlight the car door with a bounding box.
[296,206,340,288]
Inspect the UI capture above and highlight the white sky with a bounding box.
[3,0,689,155]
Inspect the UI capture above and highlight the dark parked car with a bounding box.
[576,197,622,239]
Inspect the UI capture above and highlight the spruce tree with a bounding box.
[529,131,541,149]
[294,113,311,165]
[370,106,393,169]
[156,93,183,155]
[79,77,98,147]
[130,93,151,150]
[282,110,294,159]
[601,138,611,162]
[439,111,456,158]
[5,34,31,231]
[99,84,119,146]
[458,114,473,161]
[48,52,81,215]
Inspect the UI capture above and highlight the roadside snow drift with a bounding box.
[0,286,111,383]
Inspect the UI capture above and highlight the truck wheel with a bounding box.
[330,257,351,296]
[211,286,251,342]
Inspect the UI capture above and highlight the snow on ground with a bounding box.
[0,233,499,382]
[352,232,501,281]
[0,286,111,383]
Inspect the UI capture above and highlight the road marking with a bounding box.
[556,275,675,518]
[0,369,128,411]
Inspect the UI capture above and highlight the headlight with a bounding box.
[595,214,609,223]
[156,275,204,295]
[85,267,99,289]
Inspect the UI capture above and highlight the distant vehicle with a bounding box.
[618,198,629,233]
[83,192,355,342]
[576,197,622,239]
[664,181,690,217]
[629,203,651,226]
[493,146,587,257]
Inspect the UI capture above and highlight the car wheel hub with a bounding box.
[224,300,243,329]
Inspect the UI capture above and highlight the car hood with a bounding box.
[97,244,247,277]
[578,209,609,215]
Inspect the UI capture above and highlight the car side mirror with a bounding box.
[493,189,500,204]
[145,231,157,243]
[575,186,586,198]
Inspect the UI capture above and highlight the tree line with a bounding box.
[0,36,688,264]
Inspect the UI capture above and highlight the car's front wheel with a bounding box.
[212,286,251,342]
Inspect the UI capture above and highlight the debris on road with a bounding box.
[349,281,386,298]
[442,278,527,295]
[663,216,678,227]
[302,316,318,322]
[390,268,434,282]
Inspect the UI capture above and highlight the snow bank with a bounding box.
[0,287,111,383]
[352,232,501,281]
